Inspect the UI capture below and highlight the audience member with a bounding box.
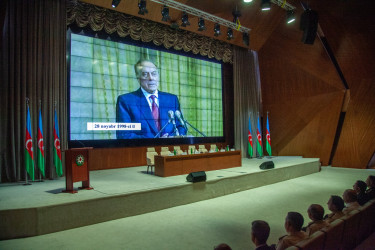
[251,220,274,250]
[303,204,329,236]
[342,189,360,214]
[276,212,308,250]
[324,195,345,223]
[214,243,232,250]
[353,180,370,205]
[365,175,375,200]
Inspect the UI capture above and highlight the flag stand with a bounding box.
[23,169,32,186]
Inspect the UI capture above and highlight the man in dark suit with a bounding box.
[251,220,274,250]
[116,59,186,139]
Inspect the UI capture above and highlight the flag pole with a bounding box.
[37,100,44,182]
[24,97,32,186]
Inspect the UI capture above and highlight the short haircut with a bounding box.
[214,243,232,250]
[356,180,367,193]
[344,189,357,202]
[286,212,304,231]
[134,59,157,77]
[251,220,270,244]
[367,175,375,187]
[331,195,345,211]
[308,204,325,220]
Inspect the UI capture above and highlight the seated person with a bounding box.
[365,175,375,200]
[324,195,345,223]
[251,220,274,250]
[303,204,329,236]
[342,189,360,214]
[353,180,370,205]
[276,212,308,250]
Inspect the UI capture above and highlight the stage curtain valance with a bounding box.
[66,0,233,63]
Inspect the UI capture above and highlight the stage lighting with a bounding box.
[181,12,190,27]
[261,0,271,11]
[198,18,206,31]
[214,23,221,37]
[161,5,171,22]
[227,28,233,40]
[243,0,253,2]
[138,0,148,15]
[243,32,249,46]
[111,0,121,8]
[286,10,296,24]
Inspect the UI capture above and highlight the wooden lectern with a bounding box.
[63,147,93,193]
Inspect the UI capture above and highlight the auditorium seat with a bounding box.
[294,230,325,250]
[356,199,375,244]
[340,209,361,250]
[198,145,208,153]
[147,147,156,152]
[188,145,196,154]
[320,218,345,250]
[146,151,158,174]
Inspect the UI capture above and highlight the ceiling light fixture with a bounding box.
[161,5,171,22]
[181,12,190,27]
[261,0,271,11]
[111,0,121,8]
[214,23,221,37]
[243,0,253,3]
[138,0,148,15]
[286,10,296,23]
[198,18,206,31]
[227,28,233,40]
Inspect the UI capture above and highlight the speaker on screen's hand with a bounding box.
[168,110,179,136]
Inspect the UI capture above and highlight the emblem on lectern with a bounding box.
[75,154,85,166]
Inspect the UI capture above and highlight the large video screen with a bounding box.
[68,32,224,145]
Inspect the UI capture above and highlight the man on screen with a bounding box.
[116,59,187,139]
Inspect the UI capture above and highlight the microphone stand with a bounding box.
[184,120,206,137]
[154,120,171,138]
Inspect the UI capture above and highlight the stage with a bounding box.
[0,156,320,240]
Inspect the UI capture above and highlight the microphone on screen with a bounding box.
[168,110,179,136]
[175,110,187,130]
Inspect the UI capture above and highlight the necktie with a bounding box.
[150,95,160,131]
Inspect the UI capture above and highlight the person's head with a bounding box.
[327,195,345,212]
[251,220,270,246]
[353,180,367,194]
[134,59,159,94]
[214,243,232,250]
[284,212,304,233]
[343,189,357,203]
[366,175,375,188]
[307,204,325,221]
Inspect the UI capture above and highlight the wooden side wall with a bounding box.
[259,0,375,168]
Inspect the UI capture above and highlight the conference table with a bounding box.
[154,150,242,177]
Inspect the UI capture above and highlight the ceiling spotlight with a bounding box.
[181,12,190,27]
[243,32,249,46]
[198,18,206,31]
[161,6,171,22]
[111,0,121,8]
[214,23,221,37]
[138,0,148,15]
[227,28,233,40]
[286,10,296,24]
[261,0,271,11]
[243,0,253,2]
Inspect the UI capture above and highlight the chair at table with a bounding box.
[293,230,326,250]
[320,218,345,250]
[146,151,158,174]
[173,146,183,155]
[188,145,196,154]
[198,145,208,153]
[161,146,170,152]
[210,144,217,152]
[147,147,156,152]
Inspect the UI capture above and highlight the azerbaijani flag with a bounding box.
[25,106,35,180]
[53,109,63,177]
[266,113,272,156]
[248,117,253,158]
[256,115,263,157]
[37,109,45,177]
